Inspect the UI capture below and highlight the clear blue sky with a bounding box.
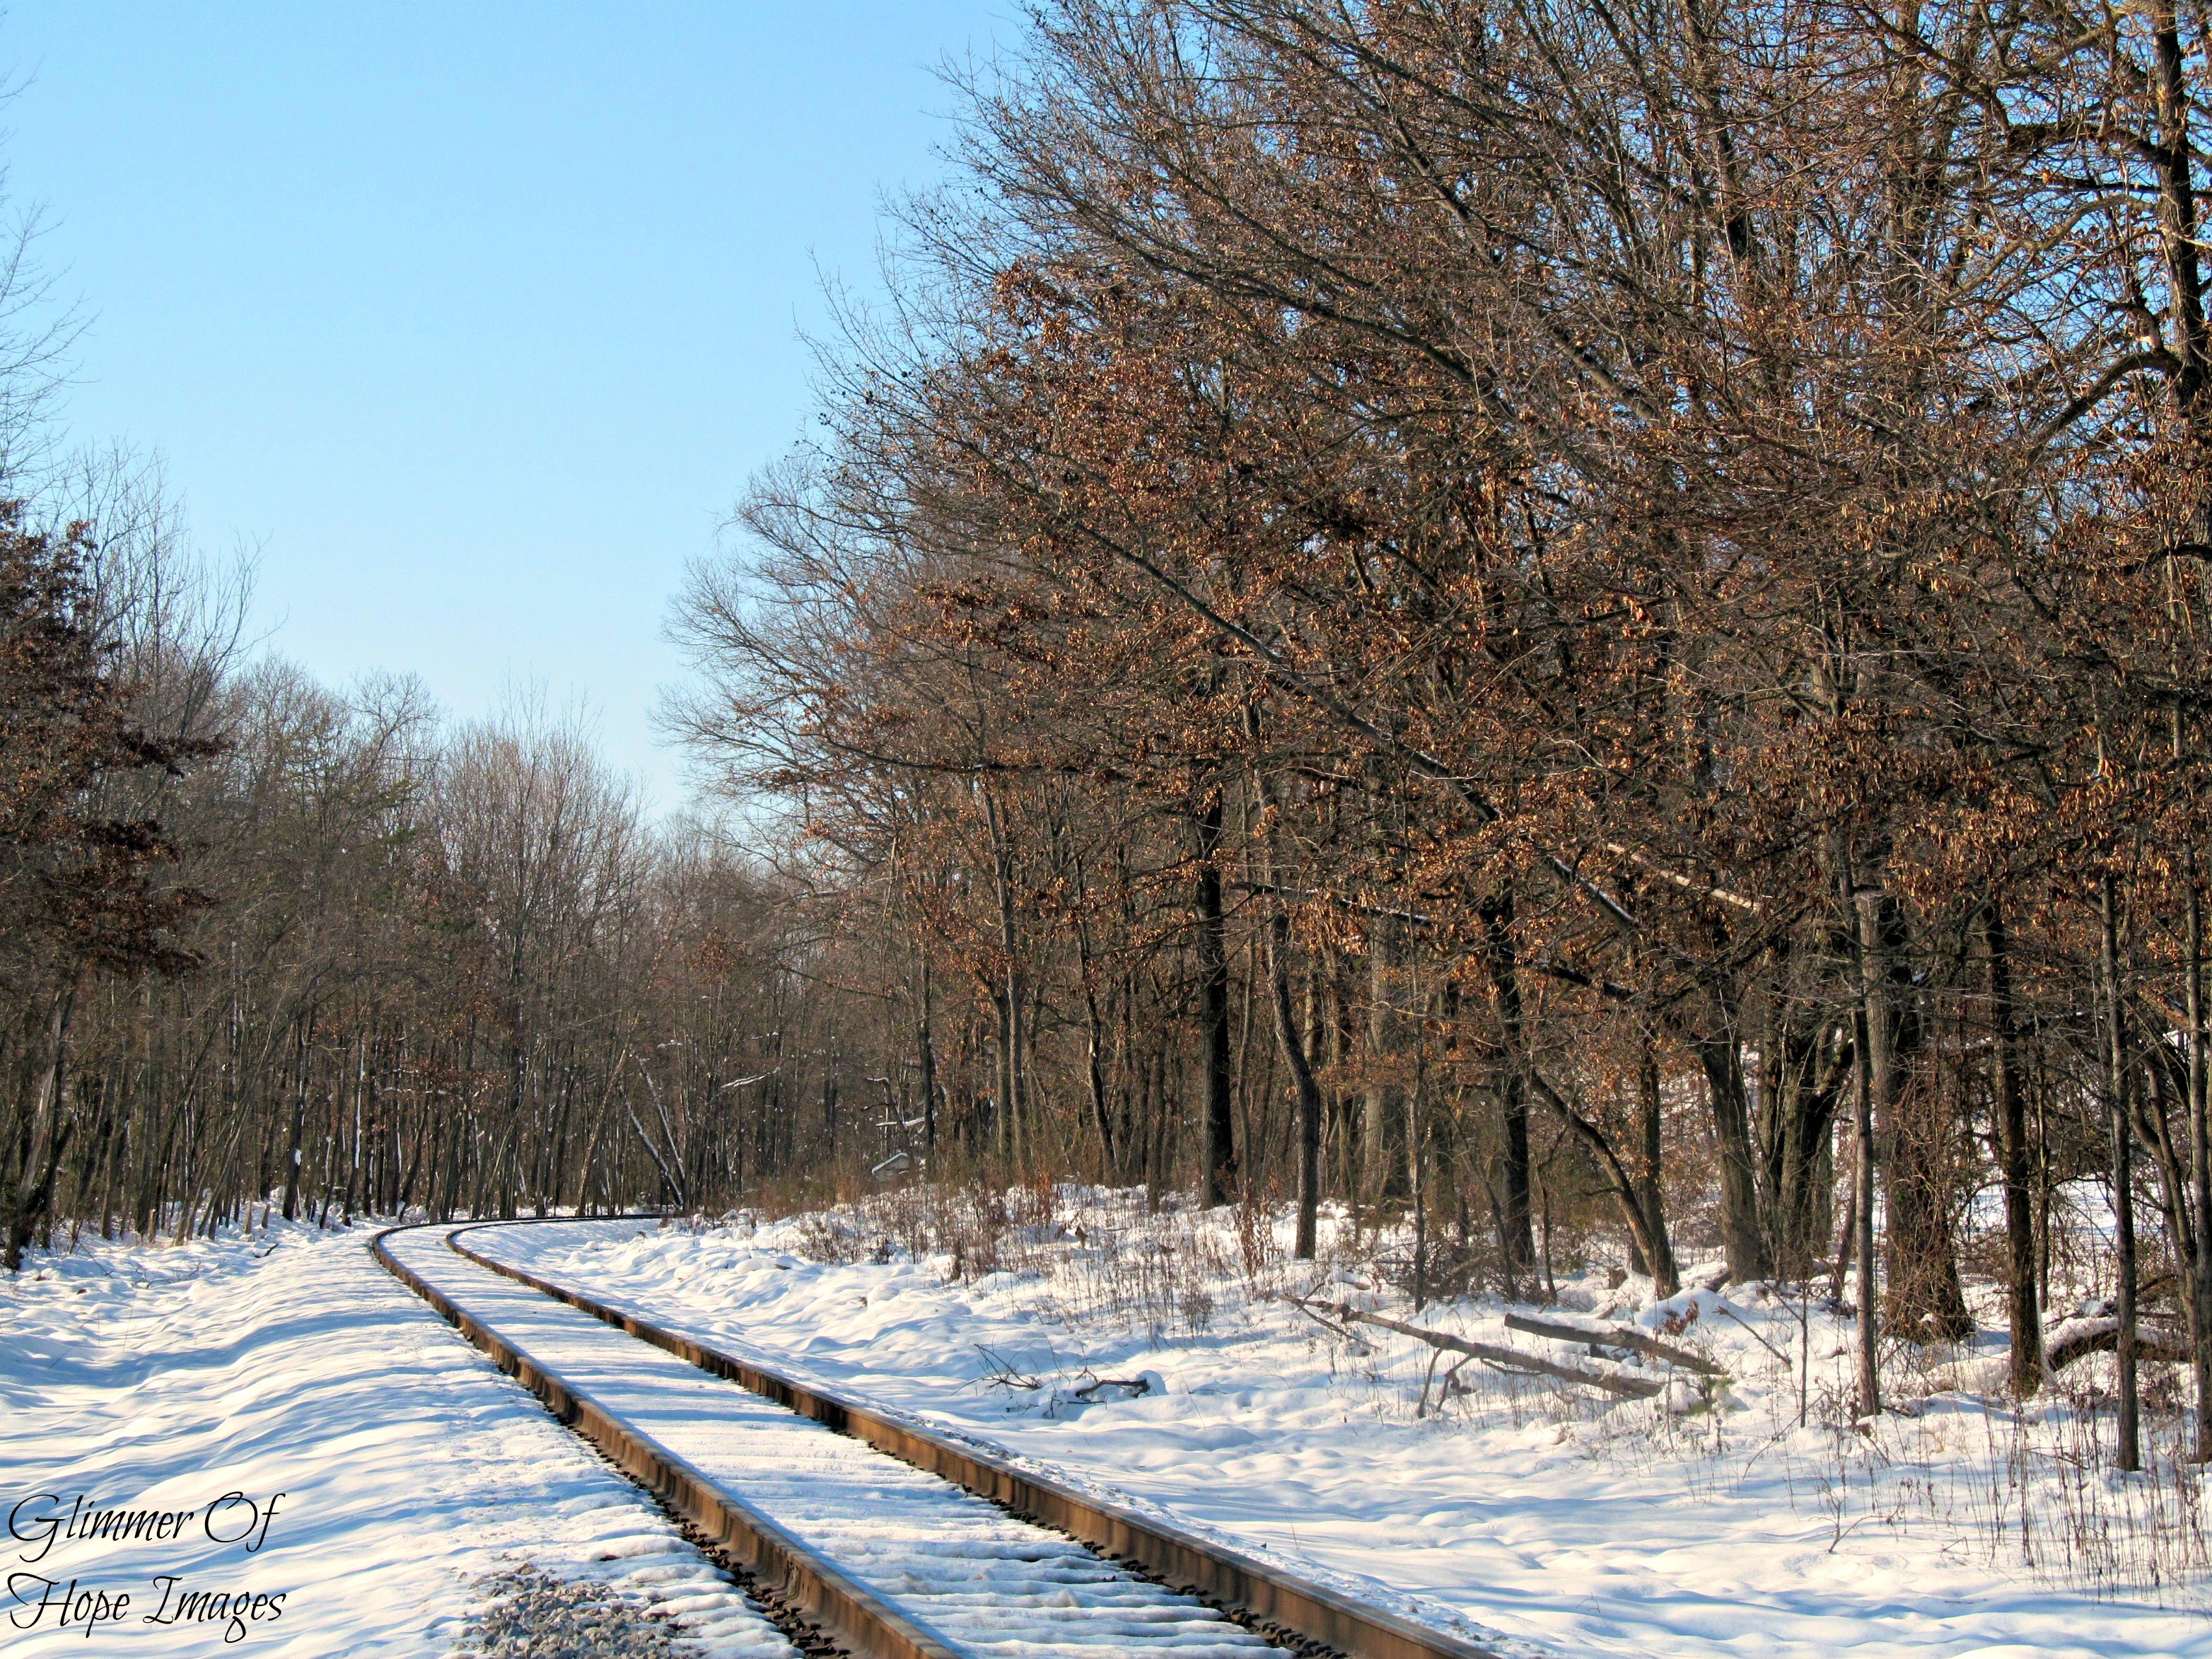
[0,1,1014,812]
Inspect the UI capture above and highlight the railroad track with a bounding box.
[375,1218,1498,1659]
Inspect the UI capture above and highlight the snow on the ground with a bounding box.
[387,1224,1290,1659]
[0,1218,793,1658]
[477,1194,2212,1659]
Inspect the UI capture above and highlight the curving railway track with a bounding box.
[375,1218,1498,1659]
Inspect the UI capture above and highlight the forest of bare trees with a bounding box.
[13,0,2212,1464]
[0,447,904,1274]
[11,569,834,1211]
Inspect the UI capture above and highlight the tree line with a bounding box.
[657,0,2212,1457]
[8,0,2212,1467]
[0,453,906,1274]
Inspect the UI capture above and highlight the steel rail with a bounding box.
[372,1219,963,1659]
[440,1217,1501,1659]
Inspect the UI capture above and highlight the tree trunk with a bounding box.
[1840,868,1882,1419]
[1985,899,2041,1397]
[1267,907,1324,1258]
[4,987,75,1271]
[1363,920,1405,1209]
[1634,1035,1680,1296]
[1859,889,1971,1341]
[2102,875,2141,1472]
[1481,899,1536,1286]
[915,944,938,1157]
[2187,858,2212,1459]
[1196,791,1235,1204]
[1695,1024,1771,1284]
[981,786,1027,1177]
[1523,1064,1677,1298]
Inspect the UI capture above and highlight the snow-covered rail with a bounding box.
[375,1219,1501,1659]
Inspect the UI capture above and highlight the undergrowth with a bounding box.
[704,1178,2211,1607]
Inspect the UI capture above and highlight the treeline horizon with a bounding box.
[9,0,2212,1472]
[0,467,903,1248]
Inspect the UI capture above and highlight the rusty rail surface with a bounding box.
[434,1216,1501,1659]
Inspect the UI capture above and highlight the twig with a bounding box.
[1709,1304,1791,1370]
[972,1343,1042,1391]
[1281,1293,1375,1353]
[1414,1346,1443,1417]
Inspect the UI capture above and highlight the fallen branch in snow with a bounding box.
[1281,1293,1375,1353]
[1503,1311,1725,1378]
[973,1344,1043,1392]
[2044,1317,2191,1373]
[1071,1373,1154,1401]
[1323,1303,1667,1399]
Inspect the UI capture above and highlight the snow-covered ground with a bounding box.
[386,1223,1291,1658]
[475,1193,2212,1659]
[8,1194,2206,1657]
[0,1220,791,1658]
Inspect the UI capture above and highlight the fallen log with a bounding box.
[1320,1303,1667,1399]
[1503,1310,1725,1378]
[2044,1317,2191,1373]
